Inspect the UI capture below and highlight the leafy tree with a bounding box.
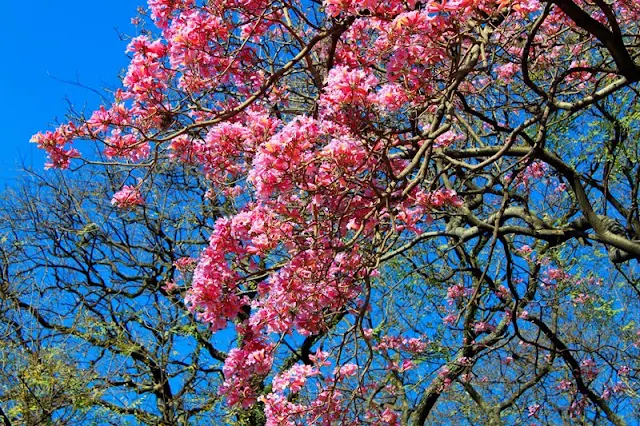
[0,164,228,424]
[29,0,640,424]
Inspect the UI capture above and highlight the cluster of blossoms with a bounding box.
[542,266,572,288]
[110,185,145,209]
[30,125,81,170]
[260,350,359,426]
[220,331,274,407]
[505,160,549,188]
[369,334,429,353]
[173,256,197,272]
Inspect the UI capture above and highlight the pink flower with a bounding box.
[104,129,150,162]
[111,185,145,209]
[320,66,378,107]
[416,188,464,209]
[556,379,572,391]
[569,398,587,418]
[174,256,197,272]
[512,161,548,188]
[495,62,519,79]
[580,358,599,380]
[443,314,457,325]
[404,337,428,353]
[473,322,496,334]
[554,183,567,194]
[518,245,533,255]
[30,124,81,169]
[400,359,414,372]
[446,284,468,302]
[527,403,541,417]
[274,364,318,393]
[545,267,570,283]
[380,407,399,424]
[375,83,408,111]
[434,130,464,148]
[162,280,178,293]
[335,363,358,377]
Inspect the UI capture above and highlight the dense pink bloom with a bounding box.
[30,125,81,169]
[104,129,150,162]
[434,130,464,148]
[320,66,378,107]
[416,188,464,209]
[111,185,145,209]
[220,338,274,407]
[273,364,319,393]
[148,0,195,28]
[495,62,519,79]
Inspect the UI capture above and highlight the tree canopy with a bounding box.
[0,164,229,424]
[24,0,640,424]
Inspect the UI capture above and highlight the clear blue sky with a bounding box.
[0,0,143,186]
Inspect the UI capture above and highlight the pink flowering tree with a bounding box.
[33,0,640,424]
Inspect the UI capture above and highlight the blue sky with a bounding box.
[0,0,144,186]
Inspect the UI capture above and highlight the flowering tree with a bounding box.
[33,0,640,424]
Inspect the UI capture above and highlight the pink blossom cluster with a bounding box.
[104,129,151,162]
[148,0,195,29]
[165,9,231,92]
[580,358,599,381]
[249,248,364,336]
[324,0,409,18]
[434,130,465,148]
[272,364,319,394]
[30,125,81,170]
[86,103,131,134]
[320,66,379,108]
[173,256,197,272]
[220,335,274,407]
[110,185,145,209]
[569,397,588,419]
[543,267,571,286]
[437,365,453,391]
[528,403,541,418]
[184,219,246,331]
[123,35,170,105]
[446,283,470,303]
[372,335,428,353]
[261,388,349,426]
[415,188,464,209]
[473,321,496,334]
[260,351,356,426]
[394,187,465,232]
[507,160,549,188]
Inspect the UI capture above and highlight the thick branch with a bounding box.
[548,0,639,81]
